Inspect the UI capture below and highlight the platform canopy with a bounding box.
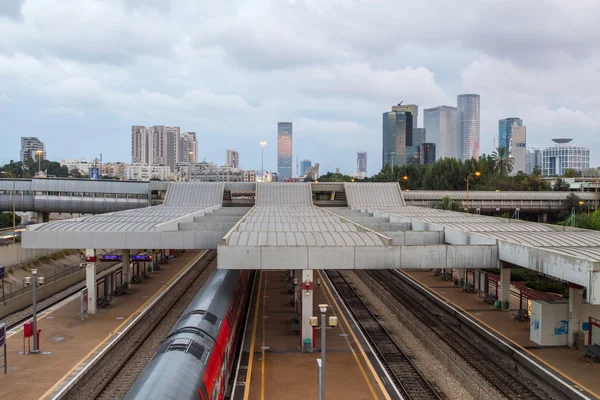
[217,183,498,270]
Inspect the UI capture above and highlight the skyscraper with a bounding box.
[456,94,480,161]
[383,108,413,168]
[181,132,198,164]
[391,104,418,129]
[421,143,436,165]
[424,106,457,160]
[498,118,522,150]
[407,128,426,165]
[277,122,293,180]
[300,159,311,176]
[510,126,526,175]
[225,149,239,168]
[357,152,367,174]
[20,137,46,162]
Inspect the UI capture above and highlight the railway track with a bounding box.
[366,269,551,400]
[326,270,442,400]
[62,250,217,400]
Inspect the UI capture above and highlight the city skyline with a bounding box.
[1,1,600,172]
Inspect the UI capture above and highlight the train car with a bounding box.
[124,269,253,400]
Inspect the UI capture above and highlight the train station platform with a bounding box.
[404,270,600,397]
[0,250,203,400]
[232,270,397,400]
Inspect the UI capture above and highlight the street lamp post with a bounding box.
[579,201,590,216]
[310,304,338,400]
[465,171,481,214]
[260,141,266,173]
[26,269,44,354]
[1,172,16,244]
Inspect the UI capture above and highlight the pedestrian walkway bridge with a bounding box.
[21,181,599,305]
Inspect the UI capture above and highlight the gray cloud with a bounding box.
[0,0,24,20]
[0,0,599,172]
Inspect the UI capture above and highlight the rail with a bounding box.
[326,270,441,400]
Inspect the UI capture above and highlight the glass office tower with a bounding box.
[424,105,457,160]
[277,122,293,180]
[457,94,480,160]
[498,118,522,151]
[382,110,413,167]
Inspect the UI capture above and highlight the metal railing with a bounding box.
[1,250,119,302]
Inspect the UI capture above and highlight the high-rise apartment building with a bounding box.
[424,106,457,160]
[131,126,149,164]
[542,139,590,176]
[391,104,418,129]
[510,126,527,175]
[225,149,239,168]
[131,125,180,171]
[457,94,480,161]
[300,159,312,176]
[421,143,436,164]
[20,137,46,162]
[181,132,198,164]
[498,118,522,151]
[357,152,367,174]
[382,108,413,167]
[277,122,293,180]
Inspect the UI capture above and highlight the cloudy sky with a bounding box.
[1,0,599,174]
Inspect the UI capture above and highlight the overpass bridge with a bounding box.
[1,178,594,218]
[20,181,600,348]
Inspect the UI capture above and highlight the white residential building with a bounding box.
[125,164,173,181]
[59,159,92,174]
[21,137,46,162]
[509,126,527,175]
[131,125,180,171]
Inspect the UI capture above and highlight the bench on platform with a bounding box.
[584,344,600,362]
[513,309,528,321]
[483,293,497,304]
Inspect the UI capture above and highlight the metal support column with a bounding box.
[86,249,97,314]
[568,285,584,348]
[301,269,314,351]
[499,262,511,311]
[122,250,130,287]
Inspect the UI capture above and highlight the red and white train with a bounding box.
[124,269,254,400]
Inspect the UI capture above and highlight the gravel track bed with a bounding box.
[368,270,551,400]
[63,250,217,400]
[341,271,474,400]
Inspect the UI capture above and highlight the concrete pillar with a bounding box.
[122,250,130,287]
[456,269,466,287]
[537,213,548,223]
[568,285,584,348]
[86,249,97,315]
[499,262,511,311]
[300,269,314,351]
[38,212,50,223]
[294,270,302,316]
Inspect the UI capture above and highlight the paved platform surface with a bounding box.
[233,270,395,400]
[0,250,202,400]
[406,270,600,398]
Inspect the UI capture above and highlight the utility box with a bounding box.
[530,299,569,346]
[24,321,33,338]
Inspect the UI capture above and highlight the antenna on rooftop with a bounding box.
[398,101,403,106]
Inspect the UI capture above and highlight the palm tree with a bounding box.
[492,147,514,175]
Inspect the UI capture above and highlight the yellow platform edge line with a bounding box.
[403,271,600,400]
[38,250,207,400]
[318,270,391,400]
[243,271,263,400]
